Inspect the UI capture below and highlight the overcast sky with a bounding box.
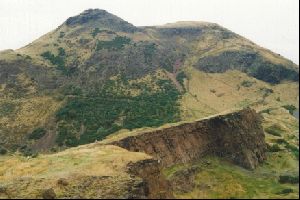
[0,0,299,64]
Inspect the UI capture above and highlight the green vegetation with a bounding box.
[61,85,82,96]
[265,125,283,137]
[241,80,255,87]
[267,144,281,152]
[28,128,46,140]
[276,188,294,195]
[0,102,15,117]
[270,137,299,159]
[91,28,101,37]
[197,51,299,84]
[143,43,157,64]
[59,31,65,38]
[19,145,38,158]
[176,71,187,89]
[259,108,272,115]
[259,87,274,98]
[96,36,131,51]
[55,78,181,147]
[285,143,299,159]
[165,156,298,199]
[0,146,7,155]
[41,48,67,73]
[282,105,297,115]
[279,175,299,184]
[160,57,175,72]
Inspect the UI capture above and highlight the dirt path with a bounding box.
[165,71,183,92]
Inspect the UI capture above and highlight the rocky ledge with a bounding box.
[110,108,267,169]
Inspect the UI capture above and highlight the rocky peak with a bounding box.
[65,9,139,33]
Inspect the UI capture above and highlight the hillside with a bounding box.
[0,9,299,199]
[0,9,298,153]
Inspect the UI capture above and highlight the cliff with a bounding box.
[110,108,267,169]
[0,108,267,199]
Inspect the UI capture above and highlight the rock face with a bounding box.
[111,108,267,169]
[126,159,173,199]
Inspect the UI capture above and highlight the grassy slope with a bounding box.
[180,67,299,120]
[165,67,299,199]
[164,152,298,199]
[0,144,150,198]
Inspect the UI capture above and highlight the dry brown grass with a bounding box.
[180,67,299,121]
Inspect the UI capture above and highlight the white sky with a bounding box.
[0,0,299,64]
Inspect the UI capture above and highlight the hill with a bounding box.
[0,9,299,198]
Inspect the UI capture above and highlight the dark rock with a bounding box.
[0,185,7,193]
[279,175,299,184]
[57,178,69,186]
[42,188,56,199]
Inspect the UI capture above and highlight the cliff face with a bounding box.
[111,108,267,169]
[126,159,173,199]
[0,108,268,199]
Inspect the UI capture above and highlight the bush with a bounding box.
[19,145,39,157]
[265,125,283,136]
[259,108,272,114]
[0,146,8,155]
[259,87,274,98]
[41,48,68,74]
[285,143,299,159]
[176,71,187,89]
[91,28,102,38]
[28,128,46,140]
[241,80,255,87]
[267,144,281,152]
[274,138,286,144]
[59,32,65,38]
[55,78,181,147]
[143,43,157,64]
[96,36,131,51]
[0,102,16,117]
[276,188,294,194]
[279,175,299,184]
[282,105,297,115]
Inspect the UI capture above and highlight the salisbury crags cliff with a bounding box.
[0,108,266,199]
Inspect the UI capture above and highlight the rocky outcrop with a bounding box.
[65,9,139,33]
[111,108,267,169]
[126,159,173,199]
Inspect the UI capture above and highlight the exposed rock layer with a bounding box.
[111,108,267,169]
[126,159,173,199]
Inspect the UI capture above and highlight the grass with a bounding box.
[0,144,151,198]
[0,96,63,150]
[0,144,149,181]
[164,154,299,199]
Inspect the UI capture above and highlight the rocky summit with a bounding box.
[0,9,299,199]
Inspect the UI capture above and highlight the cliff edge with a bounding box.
[109,108,267,169]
